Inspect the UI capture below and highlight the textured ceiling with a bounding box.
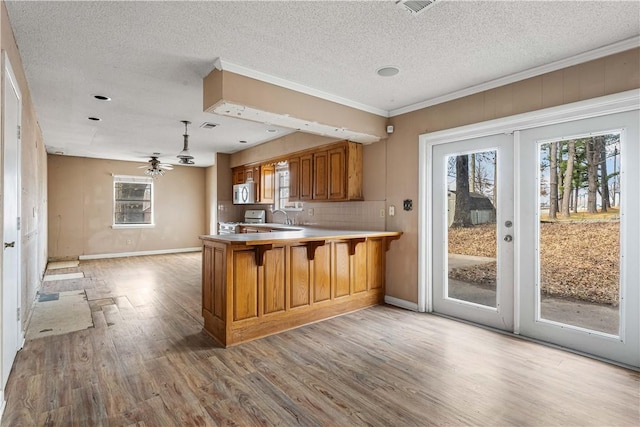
[5,0,640,167]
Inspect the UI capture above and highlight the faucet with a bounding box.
[271,209,292,225]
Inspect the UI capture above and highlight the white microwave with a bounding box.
[233,182,256,204]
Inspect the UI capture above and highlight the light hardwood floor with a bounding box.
[2,252,638,426]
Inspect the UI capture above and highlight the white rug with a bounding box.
[26,290,93,340]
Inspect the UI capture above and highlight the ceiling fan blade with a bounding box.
[160,165,174,170]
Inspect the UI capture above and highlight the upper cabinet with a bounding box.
[260,164,275,204]
[232,140,363,204]
[292,141,362,202]
[298,154,313,201]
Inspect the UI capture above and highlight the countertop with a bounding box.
[200,224,402,246]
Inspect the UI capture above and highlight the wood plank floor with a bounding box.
[2,252,638,426]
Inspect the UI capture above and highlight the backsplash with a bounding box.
[217,200,386,231]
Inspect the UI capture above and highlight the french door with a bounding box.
[422,90,639,367]
[517,110,639,367]
[431,134,513,331]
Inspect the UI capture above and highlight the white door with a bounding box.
[2,53,22,391]
[517,110,639,367]
[431,134,514,331]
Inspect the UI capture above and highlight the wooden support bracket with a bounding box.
[348,238,366,256]
[385,235,401,252]
[305,241,325,261]
[254,244,273,267]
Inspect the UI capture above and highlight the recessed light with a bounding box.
[88,116,101,121]
[376,66,400,77]
[266,129,277,133]
[93,95,111,101]
[239,140,248,144]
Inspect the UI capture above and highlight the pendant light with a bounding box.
[177,120,195,165]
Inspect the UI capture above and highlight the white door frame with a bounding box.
[1,51,23,410]
[418,89,640,323]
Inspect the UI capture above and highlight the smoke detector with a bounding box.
[396,0,438,16]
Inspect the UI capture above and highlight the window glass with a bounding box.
[113,176,153,225]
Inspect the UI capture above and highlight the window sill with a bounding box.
[112,224,155,229]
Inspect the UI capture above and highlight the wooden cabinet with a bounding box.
[313,150,328,200]
[244,166,258,183]
[288,157,300,201]
[328,145,347,200]
[299,154,313,201]
[232,167,245,185]
[312,142,362,201]
[200,231,401,347]
[233,140,363,203]
[260,164,275,204]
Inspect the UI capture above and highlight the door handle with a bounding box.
[504,235,513,242]
[4,241,15,248]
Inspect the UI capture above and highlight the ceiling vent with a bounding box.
[396,0,438,16]
[200,122,219,129]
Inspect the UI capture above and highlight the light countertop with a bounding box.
[200,225,401,246]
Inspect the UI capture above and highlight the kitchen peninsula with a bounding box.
[200,226,401,347]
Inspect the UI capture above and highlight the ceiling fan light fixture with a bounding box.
[144,167,165,177]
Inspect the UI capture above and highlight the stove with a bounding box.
[218,209,266,234]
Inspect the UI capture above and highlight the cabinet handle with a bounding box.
[4,241,15,248]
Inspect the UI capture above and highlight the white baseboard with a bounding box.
[384,295,419,311]
[79,247,202,260]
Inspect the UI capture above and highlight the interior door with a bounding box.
[431,134,514,331]
[517,110,639,367]
[2,53,22,391]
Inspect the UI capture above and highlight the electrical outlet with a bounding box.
[126,239,132,245]
[379,208,385,218]
[308,208,314,216]
[388,205,395,216]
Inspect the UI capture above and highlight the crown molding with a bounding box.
[390,36,640,117]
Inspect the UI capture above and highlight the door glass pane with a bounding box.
[446,151,498,307]
[537,133,620,335]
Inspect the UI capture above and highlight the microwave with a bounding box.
[233,182,256,204]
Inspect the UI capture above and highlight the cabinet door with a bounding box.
[232,167,245,185]
[313,151,328,200]
[244,167,255,183]
[288,157,300,201]
[260,164,275,204]
[300,154,313,201]
[328,146,346,200]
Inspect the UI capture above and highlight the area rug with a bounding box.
[26,290,93,340]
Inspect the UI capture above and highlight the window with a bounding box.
[275,161,290,209]
[113,176,154,227]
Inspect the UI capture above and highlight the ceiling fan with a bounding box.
[139,154,173,177]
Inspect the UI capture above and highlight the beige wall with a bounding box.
[48,155,205,259]
[384,48,640,304]
[1,2,48,331]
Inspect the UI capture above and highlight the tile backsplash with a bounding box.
[217,200,386,231]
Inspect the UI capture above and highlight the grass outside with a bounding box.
[448,220,619,305]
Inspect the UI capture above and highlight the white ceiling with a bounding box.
[5,0,640,167]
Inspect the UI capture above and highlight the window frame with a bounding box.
[112,175,155,228]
